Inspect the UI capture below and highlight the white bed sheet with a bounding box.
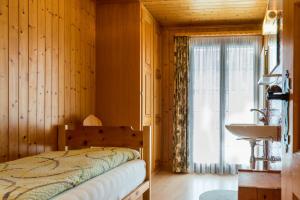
[53,159,146,200]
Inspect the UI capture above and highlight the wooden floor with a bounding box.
[151,171,238,200]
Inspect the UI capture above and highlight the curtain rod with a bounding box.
[174,32,262,37]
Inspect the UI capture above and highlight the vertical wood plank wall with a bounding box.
[282,0,300,199]
[95,2,162,171]
[95,2,142,130]
[0,0,96,162]
[153,22,162,171]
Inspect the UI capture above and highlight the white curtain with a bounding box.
[189,36,261,174]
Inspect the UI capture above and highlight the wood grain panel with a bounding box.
[123,181,150,200]
[0,0,9,162]
[51,0,59,151]
[142,10,153,126]
[80,0,86,119]
[142,0,268,26]
[60,126,144,150]
[153,22,162,171]
[0,0,96,162]
[28,0,38,156]
[282,0,300,199]
[74,0,81,120]
[95,1,142,130]
[58,0,65,125]
[18,0,29,158]
[293,1,300,152]
[44,0,53,152]
[257,188,281,200]
[95,2,161,172]
[238,187,257,200]
[64,0,71,122]
[9,0,20,160]
[91,0,96,116]
[37,0,46,154]
[70,0,76,121]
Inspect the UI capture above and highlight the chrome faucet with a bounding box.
[250,108,269,125]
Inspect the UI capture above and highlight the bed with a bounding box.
[0,124,151,200]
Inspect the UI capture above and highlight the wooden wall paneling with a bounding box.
[86,0,90,118]
[0,0,96,161]
[37,0,46,154]
[95,2,142,130]
[0,0,9,162]
[70,0,76,121]
[160,29,176,169]
[90,0,96,115]
[157,26,162,170]
[64,0,71,123]
[153,25,157,171]
[85,0,94,119]
[85,0,89,117]
[18,0,29,158]
[28,0,38,156]
[158,28,163,169]
[282,0,294,199]
[58,0,65,125]
[161,29,170,169]
[142,7,153,127]
[87,0,93,117]
[85,0,91,117]
[293,1,300,152]
[75,0,81,120]
[9,0,19,160]
[168,29,175,168]
[142,6,164,171]
[51,0,59,151]
[80,0,86,120]
[153,23,162,171]
[44,0,53,152]
[152,26,157,171]
[142,5,163,172]
[282,0,300,199]
[72,0,77,119]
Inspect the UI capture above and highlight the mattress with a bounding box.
[53,159,146,200]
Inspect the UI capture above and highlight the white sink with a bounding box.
[225,124,281,141]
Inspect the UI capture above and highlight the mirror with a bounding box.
[267,14,283,74]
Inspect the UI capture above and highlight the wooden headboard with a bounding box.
[58,125,146,150]
[57,125,152,199]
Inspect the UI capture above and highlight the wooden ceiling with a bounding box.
[142,0,268,26]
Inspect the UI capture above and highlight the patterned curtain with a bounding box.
[173,36,190,173]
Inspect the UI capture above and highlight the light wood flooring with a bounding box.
[151,171,238,200]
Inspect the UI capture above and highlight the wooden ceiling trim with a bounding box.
[159,20,263,28]
[175,30,262,37]
[97,0,140,4]
[145,4,267,8]
[165,24,262,36]
[143,0,264,3]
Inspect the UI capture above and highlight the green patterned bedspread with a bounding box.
[0,147,140,200]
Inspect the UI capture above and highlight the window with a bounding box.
[189,36,261,174]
